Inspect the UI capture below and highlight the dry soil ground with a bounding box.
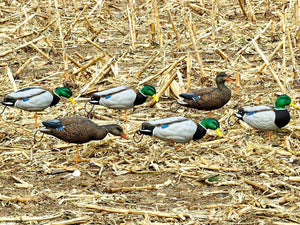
[1,0,300,224]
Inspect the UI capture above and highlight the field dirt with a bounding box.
[1,0,300,224]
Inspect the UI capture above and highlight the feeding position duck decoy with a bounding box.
[175,72,233,117]
[231,94,298,138]
[86,85,158,123]
[39,116,128,165]
[134,116,222,144]
[1,86,75,128]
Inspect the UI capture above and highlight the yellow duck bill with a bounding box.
[69,97,76,105]
[290,102,298,109]
[152,94,159,102]
[215,128,223,137]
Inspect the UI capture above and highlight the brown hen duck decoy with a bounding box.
[177,72,233,117]
[40,116,128,165]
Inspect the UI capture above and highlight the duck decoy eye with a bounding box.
[116,126,123,133]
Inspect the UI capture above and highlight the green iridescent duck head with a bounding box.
[201,118,223,137]
[275,94,298,109]
[54,87,75,104]
[140,85,158,102]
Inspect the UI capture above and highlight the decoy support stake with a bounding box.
[0,105,7,115]
[170,101,181,113]
[227,114,239,126]
[34,129,44,142]
[133,130,144,143]
[84,102,95,114]
[84,102,95,118]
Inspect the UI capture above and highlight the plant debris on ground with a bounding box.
[1,0,300,224]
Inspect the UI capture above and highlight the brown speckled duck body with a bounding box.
[178,72,233,111]
[40,116,127,144]
[40,116,128,165]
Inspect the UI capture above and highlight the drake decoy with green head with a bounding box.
[87,85,158,123]
[136,116,222,143]
[233,94,298,138]
[177,72,233,117]
[1,86,75,128]
[40,116,128,165]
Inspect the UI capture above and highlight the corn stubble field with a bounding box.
[1,0,300,224]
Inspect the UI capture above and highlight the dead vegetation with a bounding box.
[1,0,300,224]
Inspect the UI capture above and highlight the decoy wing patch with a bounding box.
[6,86,47,100]
[242,105,274,113]
[146,116,189,127]
[243,110,277,130]
[93,86,131,98]
[152,118,197,143]
[193,87,217,96]
[56,126,64,131]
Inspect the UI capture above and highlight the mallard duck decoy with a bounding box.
[136,116,222,143]
[87,85,158,123]
[39,116,128,165]
[176,72,233,117]
[232,94,298,138]
[1,86,75,128]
